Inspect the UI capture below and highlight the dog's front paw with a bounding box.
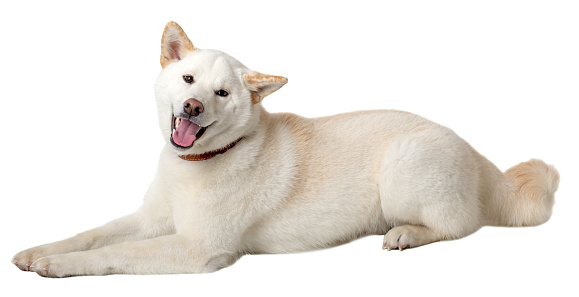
[12,246,51,272]
[29,255,76,278]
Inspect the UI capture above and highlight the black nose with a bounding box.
[183,98,204,117]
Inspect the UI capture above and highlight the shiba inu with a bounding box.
[12,22,560,277]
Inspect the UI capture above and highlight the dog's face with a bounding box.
[154,22,287,155]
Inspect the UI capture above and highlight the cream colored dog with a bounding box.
[13,22,560,277]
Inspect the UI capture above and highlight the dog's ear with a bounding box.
[160,22,195,68]
[243,72,288,104]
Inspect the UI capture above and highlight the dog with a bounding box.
[12,22,560,277]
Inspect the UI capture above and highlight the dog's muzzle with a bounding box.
[170,98,207,149]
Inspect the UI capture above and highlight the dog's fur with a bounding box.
[12,22,560,277]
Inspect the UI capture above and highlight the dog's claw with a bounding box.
[12,257,32,272]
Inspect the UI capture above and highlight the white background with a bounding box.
[1,0,577,296]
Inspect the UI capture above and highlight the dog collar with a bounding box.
[178,137,244,161]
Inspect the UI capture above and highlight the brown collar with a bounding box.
[178,137,244,161]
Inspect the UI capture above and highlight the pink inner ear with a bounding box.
[169,40,182,60]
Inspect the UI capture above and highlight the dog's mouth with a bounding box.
[170,114,207,149]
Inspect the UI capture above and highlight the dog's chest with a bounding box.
[159,154,284,229]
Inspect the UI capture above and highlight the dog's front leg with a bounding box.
[29,234,233,277]
[12,177,174,272]
[12,211,173,272]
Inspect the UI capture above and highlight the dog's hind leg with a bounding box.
[378,133,484,250]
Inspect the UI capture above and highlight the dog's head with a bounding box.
[154,22,287,156]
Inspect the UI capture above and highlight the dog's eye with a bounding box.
[215,90,229,97]
[182,75,194,84]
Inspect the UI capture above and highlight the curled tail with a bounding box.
[487,159,560,227]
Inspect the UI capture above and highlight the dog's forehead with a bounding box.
[182,49,246,74]
[157,48,248,91]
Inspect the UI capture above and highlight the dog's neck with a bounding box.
[178,137,245,161]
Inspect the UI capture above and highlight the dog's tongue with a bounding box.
[173,118,202,147]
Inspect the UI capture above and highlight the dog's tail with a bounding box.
[485,159,560,227]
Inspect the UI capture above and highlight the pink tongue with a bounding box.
[173,118,202,147]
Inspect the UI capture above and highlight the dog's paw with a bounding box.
[382,225,439,251]
[29,255,75,278]
[383,227,413,251]
[12,246,50,272]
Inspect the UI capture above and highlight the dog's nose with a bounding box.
[183,98,204,117]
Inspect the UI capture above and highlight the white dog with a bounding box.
[12,22,560,277]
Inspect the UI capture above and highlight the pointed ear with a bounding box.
[160,22,195,68]
[243,72,288,104]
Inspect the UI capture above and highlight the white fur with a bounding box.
[12,22,559,277]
